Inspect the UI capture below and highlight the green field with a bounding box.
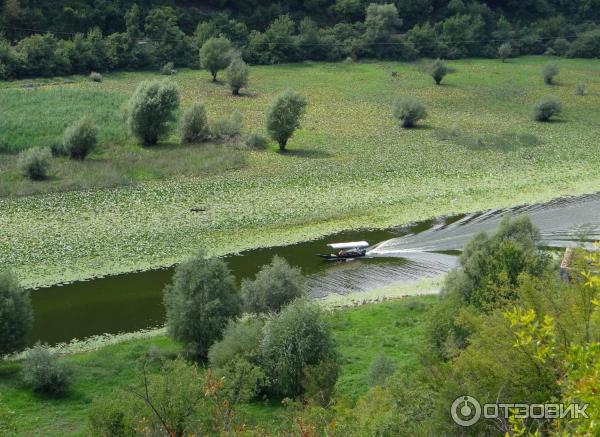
[1,56,600,287]
[0,297,434,435]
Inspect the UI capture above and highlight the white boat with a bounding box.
[317,241,370,260]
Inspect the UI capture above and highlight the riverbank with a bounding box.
[0,295,436,435]
[2,57,600,288]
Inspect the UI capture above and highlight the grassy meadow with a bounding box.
[0,297,434,435]
[1,56,600,287]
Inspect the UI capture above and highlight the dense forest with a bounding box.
[0,0,599,78]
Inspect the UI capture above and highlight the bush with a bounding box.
[0,395,17,435]
[209,110,242,140]
[498,42,512,62]
[88,396,138,437]
[215,357,266,404]
[244,131,268,149]
[429,58,448,85]
[179,102,209,144]
[266,90,307,151]
[160,61,176,75]
[301,359,338,406]
[0,271,33,356]
[392,96,427,128]
[367,354,397,387]
[127,80,180,146]
[63,117,98,160]
[22,344,72,396]
[543,63,559,85]
[553,38,570,56]
[259,299,338,397]
[208,317,265,368]
[89,72,103,82]
[200,37,232,82]
[575,84,586,96]
[18,147,51,181]
[533,95,562,122]
[242,256,305,314]
[225,55,249,95]
[163,249,242,361]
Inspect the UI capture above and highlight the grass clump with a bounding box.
[533,95,562,122]
[18,147,52,180]
[243,131,268,149]
[209,110,242,140]
[63,117,97,160]
[393,96,427,128]
[575,84,586,96]
[89,72,102,82]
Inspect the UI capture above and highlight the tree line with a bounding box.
[1,2,600,80]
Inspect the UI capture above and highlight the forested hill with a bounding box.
[1,0,599,79]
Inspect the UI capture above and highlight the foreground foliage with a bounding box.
[0,271,33,356]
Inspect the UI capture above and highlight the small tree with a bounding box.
[22,344,72,396]
[0,271,33,356]
[127,80,180,146]
[429,58,448,85]
[498,42,512,62]
[163,249,242,361]
[242,256,305,314]
[393,96,427,128]
[266,90,307,151]
[179,102,208,144]
[200,37,232,82]
[533,95,562,122]
[259,299,338,398]
[543,63,559,85]
[63,117,97,160]
[225,55,249,95]
[17,148,51,181]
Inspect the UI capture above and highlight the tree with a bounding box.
[127,80,180,146]
[533,95,562,122]
[266,90,307,151]
[225,55,249,95]
[200,37,232,82]
[17,148,52,181]
[429,58,449,85]
[163,250,242,361]
[242,256,305,314]
[63,117,97,160]
[259,299,338,397]
[364,3,402,43]
[392,96,427,128]
[0,271,33,356]
[543,63,559,85]
[498,42,512,62]
[179,102,209,144]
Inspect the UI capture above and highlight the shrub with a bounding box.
[393,96,427,128]
[244,131,268,149]
[553,38,570,56]
[225,55,249,95]
[0,395,17,435]
[266,90,307,151]
[498,42,512,62]
[575,84,586,96]
[208,317,265,368]
[179,102,209,144]
[215,357,266,404]
[22,344,72,396]
[543,63,559,85]
[163,249,242,361]
[88,396,138,437]
[0,271,33,356]
[127,80,180,146]
[367,354,397,387]
[242,256,305,314]
[200,37,232,82]
[160,61,176,75]
[301,359,338,406]
[209,110,242,140]
[429,58,448,85]
[89,72,103,82]
[533,95,562,122]
[259,299,338,397]
[63,117,98,160]
[18,147,51,181]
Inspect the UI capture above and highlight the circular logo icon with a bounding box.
[451,395,481,427]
